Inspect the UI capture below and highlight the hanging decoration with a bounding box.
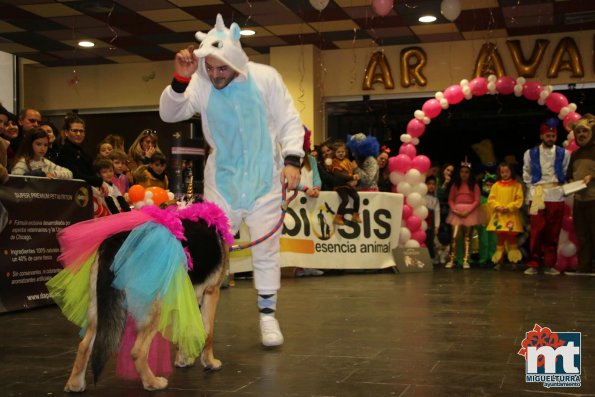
[67,69,80,87]
[400,47,428,87]
[141,71,156,83]
[388,74,582,255]
[473,43,506,78]
[372,0,393,17]
[309,0,329,11]
[362,51,395,90]
[547,37,585,78]
[440,0,461,22]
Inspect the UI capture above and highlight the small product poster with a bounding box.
[392,247,433,273]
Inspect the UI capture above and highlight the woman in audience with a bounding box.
[377,147,392,192]
[0,105,20,167]
[127,128,163,175]
[39,121,60,163]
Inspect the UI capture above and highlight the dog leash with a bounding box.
[230,184,298,252]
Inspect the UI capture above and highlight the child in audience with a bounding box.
[133,152,169,189]
[487,162,524,269]
[425,175,440,263]
[477,173,498,266]
[445,159,481,269]
[93,158,130,214]
[109,149,131,195]
[330,140,361,225]
[11,127,72,179]
[97,141,113,159]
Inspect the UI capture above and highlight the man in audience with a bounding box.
[522,119,570,275]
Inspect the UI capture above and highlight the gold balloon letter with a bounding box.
[400,47,427,87]
[473,43,506,78]
[362,51,395,90]
[506,39,549,77]
[547,37,584,78]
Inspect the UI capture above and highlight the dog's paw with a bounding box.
[201,356,222,371]
[174,352,196,368]
[64,380,86,393]
[143,376,168,391]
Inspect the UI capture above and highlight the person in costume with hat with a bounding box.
[159,14,304,347]
[566,114,595,274]
[522,118,570,275]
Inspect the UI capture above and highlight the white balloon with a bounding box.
[440,0,461,21]
[422,116,431,125]
[404,239,421,248]
[463,91,473,100]
[421,220,428,231]
[309,0,329,11]
[460,79,469,86]
[411,137,420,145]
[487,74,497,82]
[539,90,549,100]
[487,82,496,93]
[406,169,423,185]
[537,98,546,106]
[145,191,153,199]
[568,103,577,112]
[400,133,412,143]
[462,86,471,96]
[145,198,154,206]
[440,98,449,109]
[568,131,575,140]
[413,182,428,195]
[414,110,425,120]
[134,202,145,210]
[389,171,406,186]
[435,91,444,100]
[514,84,523,97]
[559,241,576,257]
[407,192,423,208]
[397,181,412,196]
[399,227,411,244]
[167,191,175,200]
[516,76,526,84]
[559,107,570,119]
[413,205,429,219]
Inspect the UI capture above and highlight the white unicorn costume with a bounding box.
[159,14,304,340]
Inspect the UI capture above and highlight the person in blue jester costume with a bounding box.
[159,14,304,347]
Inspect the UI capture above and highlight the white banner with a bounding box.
[230,191,403,272]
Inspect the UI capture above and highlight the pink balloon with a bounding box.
[495,76,515,95]
[399,143,417,159]
[406,215,422,232]
[545,92,569,113]
[563,112,582,130]
[372,0,393,16]
[422,99,442,119]
[406,118,426,138]
[411,230,427,244]
[567,139,579,152]
[444,84,464,105]
[411,155,431,173]
[522,81,543,101]
[389,154,412,173]
[469,77,488,96]
[402,204,413,220]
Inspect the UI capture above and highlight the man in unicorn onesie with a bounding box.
[160,14,304,347]
[522,119,570,275]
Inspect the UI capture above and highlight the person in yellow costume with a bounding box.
[487,162,524,268]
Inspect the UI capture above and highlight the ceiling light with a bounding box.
[240,29,255,36]
[418,15,437,23]
[78,40,95,48]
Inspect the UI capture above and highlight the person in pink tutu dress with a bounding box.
[445,159,481,269]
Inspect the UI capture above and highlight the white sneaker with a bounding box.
[544,267,560,276]
[260,316,284,347]
[524,267,538,275]
[445,261,455,269]
[295,268,324,277]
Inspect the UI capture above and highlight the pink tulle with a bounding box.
[57,210,152,271]
[116,316,172,380]
[178,201,234,245]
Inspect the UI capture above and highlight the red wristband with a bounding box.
[173,73,191,83]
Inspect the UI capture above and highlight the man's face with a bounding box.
[541,132,557,148]
[205,56,237,90]
[575,126,592,147]
[19,109,41,133]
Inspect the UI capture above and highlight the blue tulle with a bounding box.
[111,222,187,323]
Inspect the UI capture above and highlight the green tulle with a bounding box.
[46,252,96,329]
[158,266,206,360]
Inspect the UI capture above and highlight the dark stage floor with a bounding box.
[1,268,594,397]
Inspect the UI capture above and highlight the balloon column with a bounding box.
[127,184,175,209]
[390,74,581,253]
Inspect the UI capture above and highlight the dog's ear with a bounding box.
[159,200,178,209]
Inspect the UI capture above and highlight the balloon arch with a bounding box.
[388,75,581,271]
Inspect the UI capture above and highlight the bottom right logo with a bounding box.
[518,324,581,388]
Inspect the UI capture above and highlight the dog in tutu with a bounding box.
[47,201,234,391]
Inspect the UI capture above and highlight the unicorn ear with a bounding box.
[230,22,241,41]
[195,31,207,42]
[215,14,225,31]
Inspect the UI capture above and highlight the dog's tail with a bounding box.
[91,235,128,384]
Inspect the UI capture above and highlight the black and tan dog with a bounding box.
[62,215,229,392]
